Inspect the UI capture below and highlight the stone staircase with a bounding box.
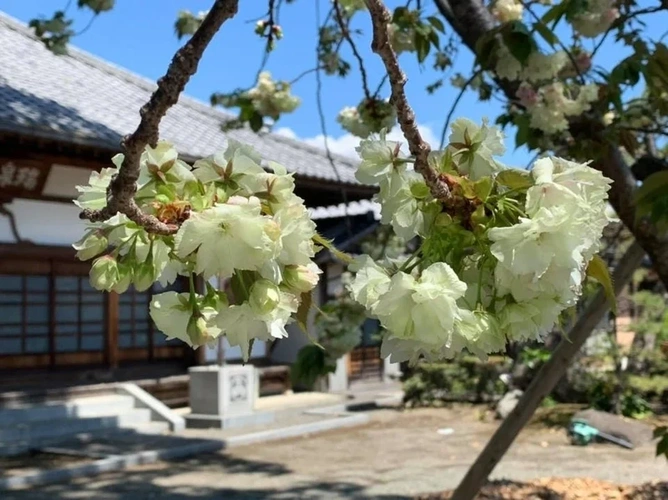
[0,393,170,457]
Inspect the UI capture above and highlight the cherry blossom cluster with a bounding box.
[347,118,613,363]
[337,98,397,138]
[487,1,619,136]
[74,140,320,360]
[245,71,300,121]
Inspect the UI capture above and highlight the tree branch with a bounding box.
[451,240,646,500]
[80,0,240,235]
[364,0,452,204]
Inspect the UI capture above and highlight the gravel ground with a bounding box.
[419,478,668,499]
[4,407,667,499]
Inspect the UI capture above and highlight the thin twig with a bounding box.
[75,14,97,36]
[333,0,372,99]
[364,0,452,204]
[253,0,278,83]
[315,0,353,237]
[373,74,389,98]
[289,66,322,85]
[80,0,239,234]
[438,68,481,149]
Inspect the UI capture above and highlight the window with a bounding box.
[0,274,50,354]
[54,276,106,352]
[0,273,107,355]
[118,281,185,350]
[0,262,187,361]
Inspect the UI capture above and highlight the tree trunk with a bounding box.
[450,241,645,500]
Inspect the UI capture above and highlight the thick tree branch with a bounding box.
[451,240,646,500]
[365,0,452,203]
[80,0,239,235]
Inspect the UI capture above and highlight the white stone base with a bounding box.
[185,411,275,429]
[383,357,402,383]
[188,365,258,430]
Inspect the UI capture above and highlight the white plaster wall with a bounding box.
[204,336,267,363]
[0,164,90,245]
[0,199,86,245]
[269,323,310,364]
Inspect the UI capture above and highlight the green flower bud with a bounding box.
[249,279,281,316]
[187,314,216,346]
[73,230,108,261]
[111,262,133,294]
[282,265,320,294]
[134,262,155,292]
[89,255,119,292]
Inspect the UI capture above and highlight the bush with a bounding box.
[402,356,510,407]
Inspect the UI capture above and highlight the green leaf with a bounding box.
[541,2,567,27]
[533,22,558,47]
[514,114,531,148]
[290,344,332,388]
[78,0,115,14]
[296,292,326,350]
[586,254,617,314]
[427,16,445,33]
[496,168,533,189]
[410,182,430,199]
[249,112,264,132]
[313,233,353,264]
[296,291,313,333]
[634,171,668,208]
[502,22,534,65]
[427,29,440,49]
[473,176,493,201]
[474,31,499,69]
[653,426,668,439]
[415,33,430,63]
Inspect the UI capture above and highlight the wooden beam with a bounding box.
[105,292,119,369]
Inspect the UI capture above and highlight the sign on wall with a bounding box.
[0,160,49,199]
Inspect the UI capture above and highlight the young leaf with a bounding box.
[496,168,533,189]
[427,15,445,33]
[502,22,534,65]
[415,33,430,63]
[586,254,617,314]
[296,290,313,333]
[533,22,558,47]
[313,233,353,264]
[473,176,493,201]
[541,2,567,27]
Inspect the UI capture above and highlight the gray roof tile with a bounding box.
[0,12,359,185]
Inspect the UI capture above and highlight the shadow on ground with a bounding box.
[3,452,411,500]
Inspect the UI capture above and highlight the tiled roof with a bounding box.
[309,199,380,221]
[0,12,359,185]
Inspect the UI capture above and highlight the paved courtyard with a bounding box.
[4,407,667,499]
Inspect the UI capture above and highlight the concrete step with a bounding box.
[126,421,170,435]
[0,408,152,445]
[0,394,136,426]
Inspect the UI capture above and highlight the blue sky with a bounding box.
[2,0,665,167]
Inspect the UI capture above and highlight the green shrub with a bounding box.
[402,356,510,407]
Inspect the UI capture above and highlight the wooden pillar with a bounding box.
[48,261,56,368]
[105,292,119,369]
